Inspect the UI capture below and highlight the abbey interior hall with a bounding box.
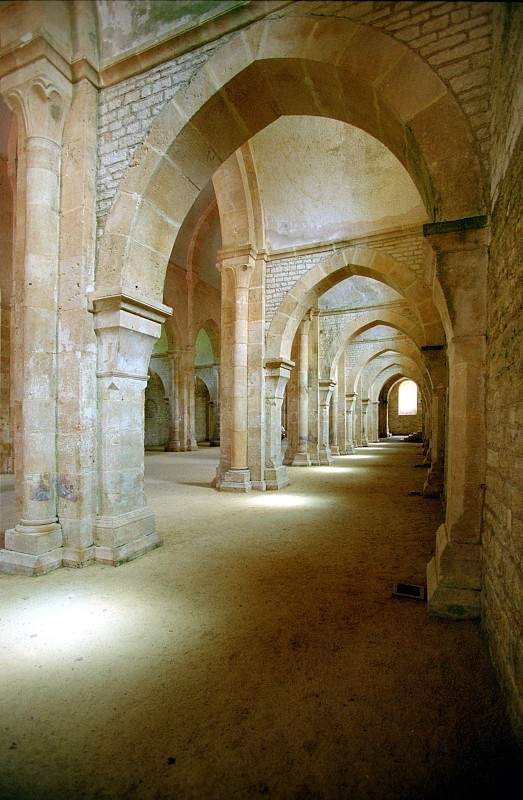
[0,1,522,798]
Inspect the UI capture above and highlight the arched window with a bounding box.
[398,380,418,415]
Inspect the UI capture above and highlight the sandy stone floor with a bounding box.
[0,442,521,800]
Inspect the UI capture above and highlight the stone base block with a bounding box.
[0,546,63,576]
[426,524,481,619]
[5,522,62,555]
[319,448,334,466]
[292,451,312,467]
[94,507,156,549]
[94,531,162,566]
[423,466,444,498]
[251,480,267,491]
[219,468,252,492]
[265,465,290,490]
[62,545,95,568]
[165,441,181,452]
[330,446,340,456]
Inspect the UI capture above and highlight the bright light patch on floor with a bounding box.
[247,494,312,508]
[307,466,354,475]
[6,594,123,661]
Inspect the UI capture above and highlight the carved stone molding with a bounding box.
[0,58,72,144]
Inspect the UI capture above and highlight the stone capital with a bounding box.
[319,379,336,405]
[265,359,294,399]
[217,245,257,288]
[1,58,72,144]
[91,291,172,381]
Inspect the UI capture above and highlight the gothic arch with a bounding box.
[344,339,426,395]
[324,307,426,381]
[95,15,485,305]
[267,244,446,364]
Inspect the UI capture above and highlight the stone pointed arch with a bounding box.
[213,142,265,251]
[346,341,429,397]
[366,358,425,403]
[324,307,426,381]
[95,15,485,304]
[267,244,445,363]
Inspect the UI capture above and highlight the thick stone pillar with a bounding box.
[57,77,98,568]
[330,368,340,456]
[345,393,357,453]
[422,345,447,498]
[165,351,181,451]
[378,399,389,439]
[246,251,267,489]
[336,353,348,454]
[209,365,220,446]
[0,62,72,575]
[369,401,380,443]
[319,380,336,465]
[264,359,293,489]
[307,311,320,465]
[424,218,488,619]
[92,293,171,565]
[292,318,312,466]
[361,399,369,447]
[0,156,13,475]
[218,248,255,491]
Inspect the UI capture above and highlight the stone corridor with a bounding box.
[1,442,520,800]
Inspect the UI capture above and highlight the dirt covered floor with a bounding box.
[0,441,521,799]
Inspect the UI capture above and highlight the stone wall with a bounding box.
[97,37,230,231]
[482,2,523,744]
[97,3,496,240]
[266,231,427,332]
[276,1,494,165]
[388,380,423,434]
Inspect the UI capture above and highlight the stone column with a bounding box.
[0,155,13,475]
[307,311,320,465]
[165,350,181,451]
[378,399,389,438]
[57,77,98,568]
[92,293,171,565]
[422,345,447,498]
[330,369,340,456]
[186,346,198,451]
[361,399,369,447]
[319,380,336,465]
[424,217,488,619]
[209,365,220,446]
[336,353,348,454]
[218,248,255,491]
[292,318,312,466]
[0,62,72,575]
[264,359,293,489]
[345,393,357,453]
[369,401,380,443]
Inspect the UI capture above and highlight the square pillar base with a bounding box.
[427,524,481,619]
[0,546,63,576]
[219,469,252,492]
[62,545,96,568]
[330,446,340,456]
[292,451,312,467]
[94,507,161,566]
[319,448,334,466]
[265,465,290,490]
